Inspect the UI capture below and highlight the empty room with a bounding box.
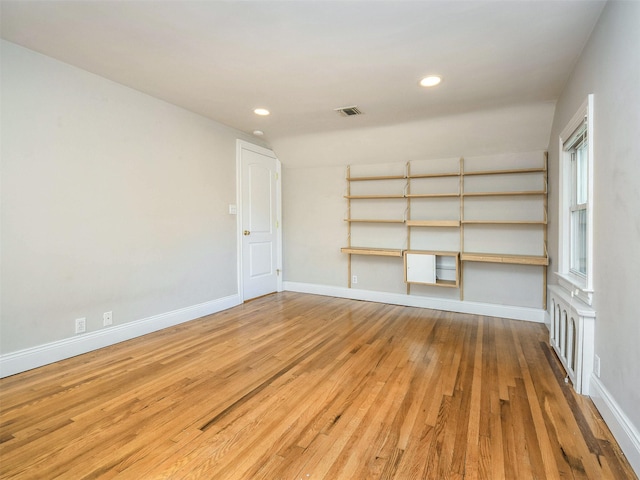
[1,1,639,478]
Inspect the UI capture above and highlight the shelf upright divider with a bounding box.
[346,165,352,288]
[406,161,412,294]
[543,152,548,309]
[460,157,465,301]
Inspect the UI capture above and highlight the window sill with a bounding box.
[554,271,593,305]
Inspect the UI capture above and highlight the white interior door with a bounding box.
[239,142,281,300]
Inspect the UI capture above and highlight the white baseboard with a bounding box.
[590,375,640,476]
[283,281,546,323]
[0,294,241,378]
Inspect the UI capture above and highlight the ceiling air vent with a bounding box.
[335,105,362,117]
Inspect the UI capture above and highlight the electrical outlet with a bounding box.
[352,275,358,284]
[103,311,113,326]
[75,317,86,334]
[594,354,601,377]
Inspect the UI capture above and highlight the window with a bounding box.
[557,95,594,304]
[568,122,588,276]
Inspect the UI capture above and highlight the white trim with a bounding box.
[547,284,595,394]
[276,160,283,293]
[236,141,244,301]
[235,140,283,302]
[557,94,594,305]
[548,283,596,318]
[554,271,593,306]
[590,375,640,476]
[284,281,545,323]
[0,294,241,378]
[560,96,590,143]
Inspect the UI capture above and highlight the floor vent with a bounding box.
[335,105,362,117]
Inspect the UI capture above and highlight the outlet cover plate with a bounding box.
[75,317,86,334]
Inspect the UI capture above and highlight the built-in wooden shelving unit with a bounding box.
[341,154,548,306]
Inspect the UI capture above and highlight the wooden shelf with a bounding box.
[461,252,549,266]
[462,220,547,225]
[462,190,546,197]
[341,247,404,257]
[347,175,406,181]
[406,220,460,227]
[345,194,405,199]
[408,172,460,179]
[407,249,460,256]
[433,279,458,288]
[406,193,459,198]
[345,219,405,224]
[463,167,546,176]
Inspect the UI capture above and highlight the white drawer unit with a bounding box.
[404,250,460,288]
[405,252,436,284]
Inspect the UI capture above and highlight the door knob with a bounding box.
[243,230,251,236]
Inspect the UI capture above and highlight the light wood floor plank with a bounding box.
[0,292,636,479]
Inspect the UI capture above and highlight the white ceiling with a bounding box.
[1,0,606,143]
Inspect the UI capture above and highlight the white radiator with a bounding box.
[548,285,596,395]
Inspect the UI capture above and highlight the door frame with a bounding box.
[235,139,282,302]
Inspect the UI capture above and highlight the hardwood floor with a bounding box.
[0,292,636,479]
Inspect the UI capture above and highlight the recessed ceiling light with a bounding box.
[254,108,270,116]
[419,75,442,87]
[253,130,264,136]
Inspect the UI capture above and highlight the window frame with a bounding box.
[556,95,594,305]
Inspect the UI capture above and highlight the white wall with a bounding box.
[276,103,555,311]
[0,41,261,359]
[546,0,640,470]
[273,102,555,169]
